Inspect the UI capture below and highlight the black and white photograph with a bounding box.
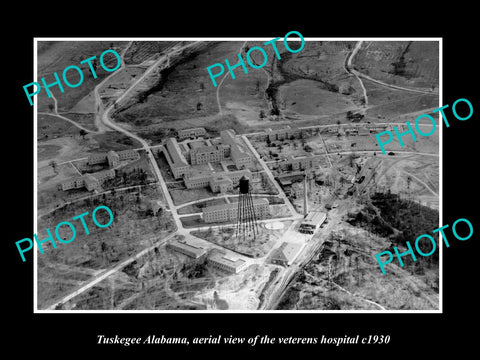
[33,38,440,312]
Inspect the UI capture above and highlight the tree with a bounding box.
[49,160,58,174]
[259,110,266,119]
[79,129,88,139]
[196,102,202,111]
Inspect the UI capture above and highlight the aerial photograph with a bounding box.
[35,39,440,311]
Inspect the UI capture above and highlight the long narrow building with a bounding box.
[202,198,269,223]
[163,138,191,179]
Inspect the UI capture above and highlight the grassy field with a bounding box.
[177,198,228,215]
[353,41,439,91]
[38,113,79,142]
[169,186,215,206]
[124,41,175,65]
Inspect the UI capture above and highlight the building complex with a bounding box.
[58,169,115,192]
[58,149,140,192]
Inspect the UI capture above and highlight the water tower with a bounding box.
[235,176,259,242]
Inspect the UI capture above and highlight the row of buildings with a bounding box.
[87,149,140,168]
[58,150,140,192]
[325,124,390,136]
[58,169,115,192]
[177,127,207,141]
[167,238,247,274]
[168,235,306,270]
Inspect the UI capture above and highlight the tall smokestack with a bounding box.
[304,174,309,216]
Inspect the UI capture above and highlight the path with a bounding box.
[216,41,248,115]
[347,41,438,96]
[346,41,369,108]
[402,170,438,196]
[329,280,387,310]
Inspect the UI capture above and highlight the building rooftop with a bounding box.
[210,174,232,185]
[203,198,268,212]
[179,127,205,133]
[170,239,206,258]
[208,251,246,269]
[188,140,209,150]
[301,211,327,227]
[191,145,221,154]
[165,138,189,167]
[272,242,304,264]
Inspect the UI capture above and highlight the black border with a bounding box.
[5,7,478,356]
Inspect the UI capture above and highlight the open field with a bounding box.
[37,117,141,170]
[124,41,176,65]
[38,113,80,143]
[353,41,439,91]
[170,187,215,206]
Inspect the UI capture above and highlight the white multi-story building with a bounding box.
[207,251,247,274]
[271,242,305,266]
[88,150,140,168]
[184,169,251,193]
[177,127,207,140]
[167,238,206,259]
[298,211,327,235]
[163,138,191,179]
[58,169,115,192]
[220,129,252,169]
[202,198,269,223]
[265,125,302,141]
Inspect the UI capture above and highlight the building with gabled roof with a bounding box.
[207,250,247,274]
[271,242,305,266]
[163,137,191,179]
[167,238,207,259]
